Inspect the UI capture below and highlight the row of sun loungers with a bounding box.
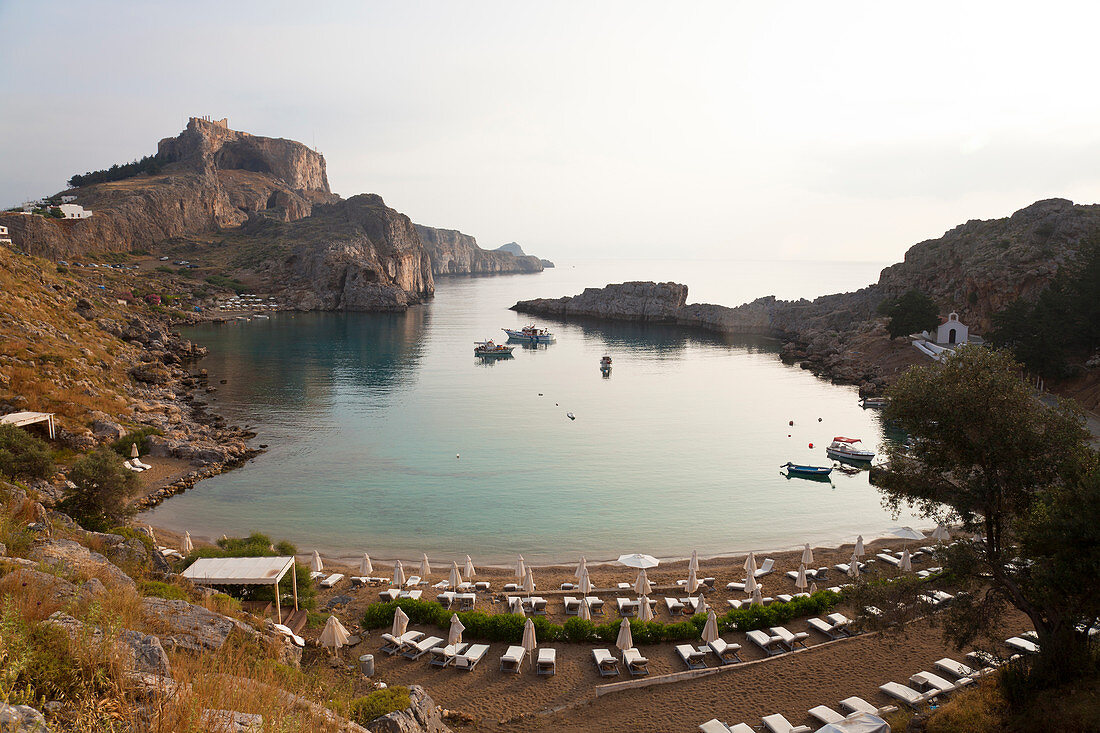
[378,588,423,601]
[674,638,744,669]
[563,596,605,615]
[123,459,152,472]
[591,647,649,676]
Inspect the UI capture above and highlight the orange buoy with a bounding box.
[789,420,794,426]
[808,443,814,448]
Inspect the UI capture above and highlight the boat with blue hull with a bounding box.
[503,325,556,343]
[781,462,833,479]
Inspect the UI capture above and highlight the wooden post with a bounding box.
[275,579,282,625]
[292,559,298,611]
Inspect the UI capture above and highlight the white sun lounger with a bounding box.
[681,597,703,614]
[563,596,582,615]
[1005,636,1039,654]
[398,589,422,600]
[584,597,605,615]
[676,644,707,670]
[454,643,489,671]
[456,582,474,592]
[456,593,476,611]
[770,626,809,651]
[876,553,902,567]
[380,630,423,655]
[700,722,755,733]
[593,648,619,676]
[727,599,743,609]
[910,670,969,695]
[123,460,144,472]
[725,581,748,591]
[617,597,639,616]
[761,713,812,733]
[560,581,576,590]
[428,642,468,668]
[404,575,422,588]
[746,629,785,656]
[879,681,929,708]
[807,705,845,725]
[403,635,444,660]
[709,638,742,664]
[436,591,456,608]
[934,658,981,679]
[503,583,519,592]
[807,617,847,640]
[536,647,556,675]
[839,697,877,715]
[133,458,152,470]
[665,597,686,615]
[618,582,632,590]
[622,647,649,676]
[320,573,344,588]
[755,558,775,577]
[500,645,526,673]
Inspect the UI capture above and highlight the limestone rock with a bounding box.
[46,612,172,677]
[0,568,84,607]
[0,702,48,733]
[365,686,451,733]
[141,597,301,665]
[28,539,135,589]
[416,226,544,276]
[514,281,688,322]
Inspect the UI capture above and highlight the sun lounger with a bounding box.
[834,562,865,574]
[379,589,399,601]
[876,553,902,567]
[755,558,775,577]
[320,573,344,588]
[503,583,519,592]
[456,582,474,592]
[967,649,1017,668]
[474,581,490,592]
[457,593,476,611]
[531,597,547,615]
[709,637,742,664]
[839,697,877,715]
[403,635,444,660]
[665,597,686,615]
[1021,630,1038,642]
[499,645,526,673]
[536,647,556,676]
[622,647,649,676]
[910,670,969,695]
[436,591,456,608]
[454,643,489,671]
[776,594,794,603]
[618,582,632,590]
[563,596,581,615]
[310,571,326,580]
[727,599,743,609]
[746,629,785,656]
[584,596,605,615]
[931,590,954,604]
[404,575,422,588]
[808,705,845,725]
[616,597,639,617]
[761,713,812,733]
[380,630,423,655]
[560,582,576,590]
[123,460,144,472]
[134,458,153,469]
[879,681,929,708]
[725,581,747,591]
[934,658,981,679]
[398,589,422,600]
[431,580,449,589]
[676,644,707,670]
[592,648,619,676]
[428,642,468,668]
[1005,636,1039,654]
[807,617,847,640]
[770,626,809,651]
[681,597,703,614]
[700,722,755,733]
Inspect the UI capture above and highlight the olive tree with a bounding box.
[876,345,1099,685]
[61,448,140,531]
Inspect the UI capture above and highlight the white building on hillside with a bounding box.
[61,195,77,203]
[0,225,10,245]
[935,312,969,345]
[58,203,92,219]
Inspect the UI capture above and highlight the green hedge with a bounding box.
[350,686,411,724]
[361,591,842,644]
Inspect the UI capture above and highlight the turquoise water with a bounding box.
[140,259,922,563]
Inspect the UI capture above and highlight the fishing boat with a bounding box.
[781,462,833,477]
[860,397,889,408]
[474,340,514,357]
[503,325,556,343]
[600,355,612,370]
[825,436,875,463]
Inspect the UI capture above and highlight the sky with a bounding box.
[3,1,1100,264]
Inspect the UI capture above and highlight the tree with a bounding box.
[0,425,53,481]
[876,346,1099,687]
[877,290,940,339]
[61,448,139,531]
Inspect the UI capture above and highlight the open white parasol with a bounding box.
[617,553,659,569]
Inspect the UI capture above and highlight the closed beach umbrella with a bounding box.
[638,595,654,621]
[750,585,763,606]
[689,549,699,573]
[801,544,814,566]
[795,564,808,592]
[687,566,700,594]
[701,609,720,644]
[130,443,139,458]
[359,553,373,576]
[183,531,193,554]
[744,572,759,597]
[419,553,431,578]
[464,555,476,579]
[516,555,527,579]
[578,598,592,621]
[311,551,323,573]
[809,582,818,594]
[522,568,536,596]
[579,568,593,595]
[319,615,350,656]
[392,560,406,588]
[855,535,865,558]
[634,568,652,596]
[574,556,587,579]
[447,614,465,647]
[744,552,757,578]
[448,561,461,590]
[931,525,951,542]
[847,553,861,580]
[522,618,537,660]
[391,606,409,637]
[900,548,912,572]
[616,618,634,651]
[617,553,659,569]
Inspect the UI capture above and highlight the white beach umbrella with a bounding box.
[578,598,592,621]
[855,535,865,558]
[447,614,465,647]
[310,551,323,573]
[687,566,700,594]
[634,568,653,596]
[391,606,409,637]
[847,553,861,580]
[900,548,912,572]
[319,615,350,656]
[522,568,536,597]
[579,569,593,595]
[616,618,634,652]
[795,564,808,592]
[701,609,720,644]
[419,553,431,578]
[182,531,193,554]
[392,560,406,588]
[448,561,461,590]
[359,553,373,576]
[744,572,759,596]
[689,549,699,573]
[809,582,818,594]
[617,553,659,569]
[891,526,924,542]
[522,617,538,660]
[931,525,951,542]
[464,555,476,580]
[744,552,758,577]
[750,585,763,606]
[516,555,527,580]
[130,443,139,458]
[638,595,654,622]
[574,556,588,579]
[801,544,814,566]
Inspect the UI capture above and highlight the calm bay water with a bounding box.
[140,258,922,563]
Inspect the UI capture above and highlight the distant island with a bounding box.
[495,241,554,268]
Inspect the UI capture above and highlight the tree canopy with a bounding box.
[876,346,1099,685]
[61,448,139,531]
[877,289,941,339]
[0,425,53,481]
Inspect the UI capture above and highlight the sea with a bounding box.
[138,258,925,564]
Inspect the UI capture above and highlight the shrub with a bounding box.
[209,593,241,615]
[109,525,154,557]
[59,448,138,531]
[877,290,940,339]
[0,424,54,481]
[109,427,162,457]
[139,580,188,601]
[563,617,595,642]
[154,265,174,273]
[56,266,68,274]
[205,274,248,293]
[350,687,411,724]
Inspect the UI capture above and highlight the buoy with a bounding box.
[538,393,543,396]
[456,454,460,459]
[788,434,791,438]
[789,420,794,426]
[809,443,814,449]
[818,417,822,422]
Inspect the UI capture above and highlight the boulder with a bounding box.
[0,568,84,607]
[91,419,126,441]
[141,597,301,666]
[0,702,48,733]
[27,539,135,589]
[46,612,172,677]
[366,686,451,733]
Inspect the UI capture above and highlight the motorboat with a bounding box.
[503,325,556,343]
[860,397,889,408]
[825,437,875,463]
[474,340,514,357]
[781,462,833,478]
[600,355,612,370]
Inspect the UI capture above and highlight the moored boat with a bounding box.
[600,355,612,370]
[503,325,556,343]
[860,397,889,408]
[825,436,875,463]
[474,340,514,357]
[781,462,833,477]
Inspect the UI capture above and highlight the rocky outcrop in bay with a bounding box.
[415,225,544,276]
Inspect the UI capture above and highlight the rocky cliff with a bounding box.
[497,241,554,268]
[414,225,544,276]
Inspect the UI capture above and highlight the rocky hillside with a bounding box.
[496,241,554,268]
[414,225,544,276]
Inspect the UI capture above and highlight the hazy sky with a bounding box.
[3,1,1100,264]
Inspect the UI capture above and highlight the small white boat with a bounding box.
[503,325,556,343]
[474,340,514,357]
[825,436,875,463]
[566,412,576,420]
[600,355,612,370]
